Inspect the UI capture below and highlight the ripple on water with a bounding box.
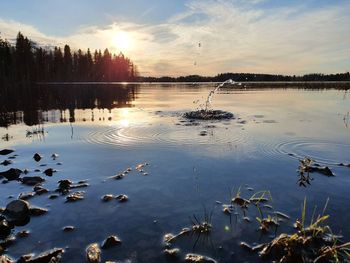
[85,124,248,149]
[256,138,350,165]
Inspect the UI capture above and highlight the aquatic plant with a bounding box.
[257,198,350,262]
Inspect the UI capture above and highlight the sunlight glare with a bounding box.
[112,31,132,52]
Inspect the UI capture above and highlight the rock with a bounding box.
[18,192,36,200]
[115,194,128,202]
[240,242,253,251]
[307,166,335,177]
[164,248,181,258]
[86,243,101,263]
[3,200,30,223]
[51,154,59,160]
[17,230,30,238]
[17,248,64,263]
[62,226,75,232]
[184,253,217,263]
[33,153,42,162]
[57,180,72,193]
[101,235,122,249]
[1,160,13,166]
[21,176,45,186]
[0,168,22,181]
[2,179,8,184]
[0,149,14,155]
[43,168,56,177]
[29,207,48,216]
[101,194,114,202]
[48,194,59,199]
[0,219,12,239]
[33,186,49,195]
[0,255,13,263]
[66,192,84,202]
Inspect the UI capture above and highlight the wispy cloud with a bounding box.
[1,0,350,76]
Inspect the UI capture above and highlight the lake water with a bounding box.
[1,83,350,262]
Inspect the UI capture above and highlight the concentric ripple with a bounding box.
[256,138,350,165]
[85,124,248,149]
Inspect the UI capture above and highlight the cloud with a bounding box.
[1,0,350,76]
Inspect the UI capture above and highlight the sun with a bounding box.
[112,31,132,52]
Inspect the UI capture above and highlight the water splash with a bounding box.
[204,79,234,111]
[184,79,235,120]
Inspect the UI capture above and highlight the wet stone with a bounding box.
[164,248,181,258]
[0,149,14,156]
[33,153,42,162]
[66,192,84,202]
[29,207,48,216]
[184,253,217,263]
[62,226,75,232]
[0,219,12,239]
[86,243,101,263]
[18,192,35,201]
[34,186,49,195]
[51,153,59,160]
[17,248,64,263]
[21,176,45,186]
[115,194,128,202]
[43,168,56,177]
[3,200,30,223]
[48,194,59,199]
[101,235,122,249]
[17,230,30,238]
[1,160,13,166]
[101,194,114,202]
[0,168,22,181]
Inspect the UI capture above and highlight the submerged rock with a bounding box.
[43,168,56,177]
[184,110,234,120]
[1,160,13,166]
[164,248,181,258]
[184,253,217,263]
[307,166,335,177]
[0,149,14,156]
[86,243,101,263]
[0,168,22,181]
[101,235,122,249]
[3,200,30,223]
[33,153,42,162]
[0,218,12,239]
[34,186,49,195]
[29,207,48,216]
[48,194,59,199]
[17,248,64,263]
[21,176,45,186]
[51,154,59,160]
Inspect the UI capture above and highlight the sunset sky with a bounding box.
[1,0,350,76]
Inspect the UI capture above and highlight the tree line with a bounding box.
[140,72,350,82]
[0,32,138,85]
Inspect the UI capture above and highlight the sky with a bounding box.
[1,0,350,77]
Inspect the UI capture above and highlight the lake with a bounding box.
[1,83,350,262]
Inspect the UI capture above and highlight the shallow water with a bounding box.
[1,83,350,262]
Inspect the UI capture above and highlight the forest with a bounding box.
[0,32,138,85]
[1,32,350,86]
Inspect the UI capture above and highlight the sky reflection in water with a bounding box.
[0,84,350,262]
